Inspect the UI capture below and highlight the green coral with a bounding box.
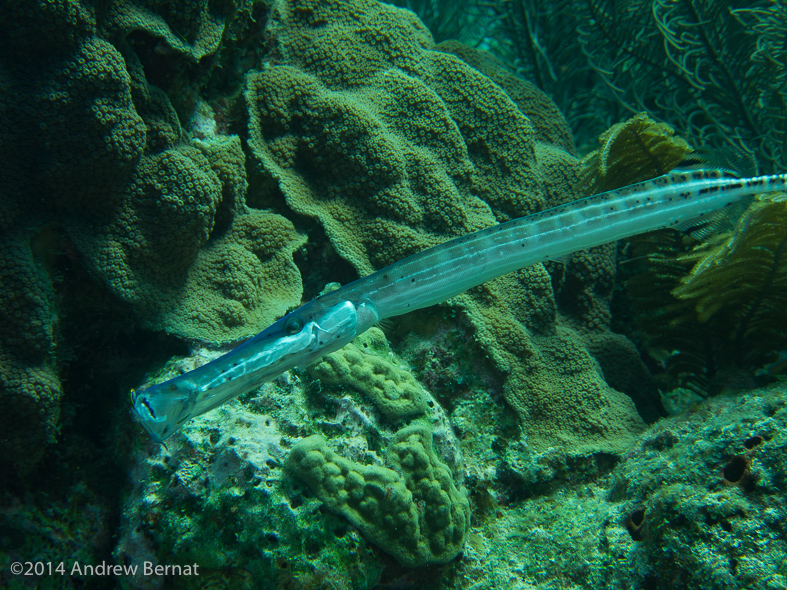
[307,327,428,420]
[0,0,304,471]
[247,0,647,457]
[287,424,469,567]
[157,206,306,340]
[436,39,575,155]
[99,0,234,62]
[0,233,61,471]
[69,134,306,342]
[466,304,646,455]
[0,0,146,472]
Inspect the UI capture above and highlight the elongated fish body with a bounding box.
[132,169,787,441]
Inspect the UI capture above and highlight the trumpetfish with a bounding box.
[132,168,787,441]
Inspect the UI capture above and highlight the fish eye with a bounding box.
[284,317,303,335]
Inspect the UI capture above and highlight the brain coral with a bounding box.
[287,424,470,567]
[307,327,428,420]
[246,0,647,455]
[0,0,305,471]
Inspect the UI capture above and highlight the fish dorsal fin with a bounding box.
[675,147,755,177]
[663,161,752,239]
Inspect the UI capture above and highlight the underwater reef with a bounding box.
[0,0,306,473]
[2,0,787,589]
[115,358,787,589]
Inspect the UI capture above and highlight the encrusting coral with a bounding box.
[65,136,305,341]
[0,0,305,472]
[1,0,145,471]
[246,0,649,456]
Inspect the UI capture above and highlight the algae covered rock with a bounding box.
[117,323,466,585]
[116,351,787,590]
[437,386,787,590]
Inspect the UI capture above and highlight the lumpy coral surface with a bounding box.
[0,0,305,471]
[246,0,647,455]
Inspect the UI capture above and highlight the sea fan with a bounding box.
[575,0,786,172]
[620,197,787,394]
[581,114,787,393]
[579,112,692,194]
[579,114,714,391]
[399,0,787,170]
